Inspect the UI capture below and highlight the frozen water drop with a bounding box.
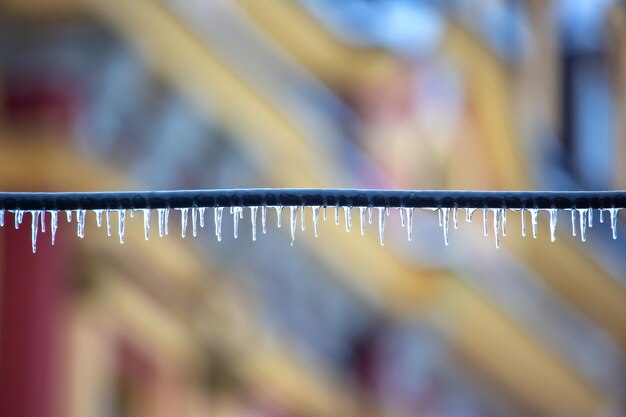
[77,209,86,239]
[118,210,126,244]
[275,206,283,228]
[529,208,538,239]
[40,211,46,233]
[94,209,103,228]
[439,208,443,227]
[600,209,605,223]
[251,206,258,241]
[192,207,198,237]
[312,206,320,238]
[199,207,206,228]
[610,207,620,239]
[442,207,450,246]
[143,209,150,240]
[344,206,351,232]
[157,208,166,238]
[51,210,58,245]
[386,207,390,216]
[130,209,135,218]
[549,208,557,242]
[14,210,21,229]
[323,205,328,221]
[106,210,112,237]
[335,205,340,225]
[180,208,189,238]
[466,208,476,223]
[378,207,385,246]
[570,210,577,237]
[359,207,366,235]
[66,210,72,223]
[521,209,527,237]
[492,209,501,249]
[406,208,414,241]
[482,209,488,237]
[301,205,306,231]
[500,209,507,236]
[290,206,298,246]
[215,207,223,242]
[577,209,587,242]
[588,208,593,227]
[261,205,267,234]
[400,207,405,228]
[368,206,373,224]
[31,211,40,253]
[0,210,4,227]
[453,207,459,230]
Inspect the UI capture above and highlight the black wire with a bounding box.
[1,189,626,211]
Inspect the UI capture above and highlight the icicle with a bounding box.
[466,208,476,222]
[400,207,405,228]
[275,206,283,228]
[301,205,306,231]
[40,211,46,233]
[0,210,4,227]
[95,209,103,228]
[164,208,170,235]
[66,210,72,223]
[378,207,385,246]
[199,207,206,228]
[14,210,22,229]
[192,207,198,237]
[549,208,557,242]
[344,206,351,232]
[31,211,40,253]
[439,208,443,227]
[215,207,223,241]
[492,209,501,249]
[386,207,390,216]
[600,209,605,223]
[232,207,241,239]
[577,209,587,242]
[335,205,340,225]
[323,205,328,221]
[261,206,267,234]
[157,208,165,237]
[251,206,258,241]
[312,206,320,238]
[106,210,112,237]
[290,206,298,246]
[180,208,189,238]
[610,207,620,239]
[118,210,126,244]
[359,207,366,235]
[442,207,450,246]
[406,208,414,241]
[77,209,86,238]
[368,206,373,224]
[130,209,135,218]
[453,207,459,230]
[530,208,538,239]
[500,209,507,236]
[51,210,58,245]
[587,208,593,227]
[521,209,526,237]
[570,210,577,237]
[482,209,488,236]
[143,209,150,240]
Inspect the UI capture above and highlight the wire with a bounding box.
[1,189,626,210]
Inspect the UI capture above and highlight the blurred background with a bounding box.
[0,0,626,416]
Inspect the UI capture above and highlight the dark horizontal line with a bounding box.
[1,189,626,210]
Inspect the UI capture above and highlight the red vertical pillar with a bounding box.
[0,212,69,417]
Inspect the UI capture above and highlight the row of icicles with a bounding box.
[0,206,622,253]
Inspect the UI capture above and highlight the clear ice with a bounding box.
[251,206,258,241]
[118,209,126,244]
[344,206,351,232]
[549,208,557,242]
[378,207,385,246]
[312,206,320,237]
[215,207,223,241]
[31,211,40,253]
[143,209,150,240]
[529,208,538,239]
[180,208,189,238]
[405,208,414,241]
[359,207,366,235]
[290,206,298,246]
[77,209,86,239]
[51,210,58,245]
